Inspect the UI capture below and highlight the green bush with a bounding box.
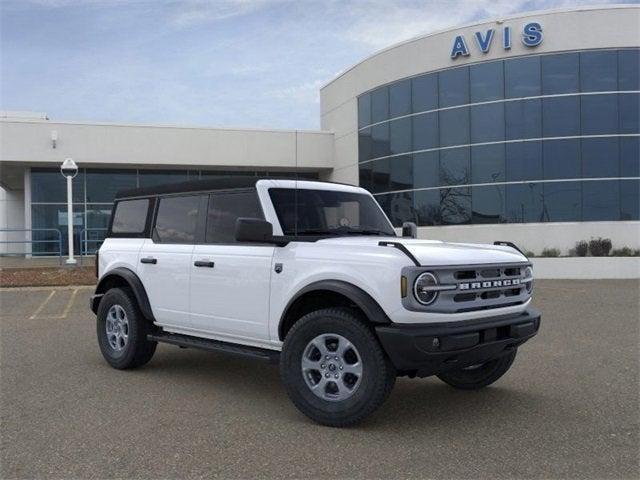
[541,247,561,257]
[588,237,612,257]
[610,247,639,257]
[574,240,588,257]
[524,250,536,258]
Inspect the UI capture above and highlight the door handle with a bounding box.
[194,260,215,268]
[140,257,157,264]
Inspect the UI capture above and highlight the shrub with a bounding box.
[588,237,612,257]
[541,247,561,257]
[524,250,536,258]
[610,247,638,257]
[574,240,588,257]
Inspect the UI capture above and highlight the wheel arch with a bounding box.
[93,268,155,322]
[278,280,390,341]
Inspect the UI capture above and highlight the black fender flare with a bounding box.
[279,279,391,340]
[92,267,155,321]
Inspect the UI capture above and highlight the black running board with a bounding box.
[147,332,280,364]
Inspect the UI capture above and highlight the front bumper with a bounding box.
[375,308,541,377]
[89,293,103,314]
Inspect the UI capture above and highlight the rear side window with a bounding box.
[154,195,200,243]
[111,199,149,234]
[206,190,263,243]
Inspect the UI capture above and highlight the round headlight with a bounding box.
[414,272,439,305]
[524,266,534,293]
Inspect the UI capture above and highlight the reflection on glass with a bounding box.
[439,108,469,147]
[471,144,505,184]
[580,51,617,92]
[583,180,620,221]
[358,94,371,128]
[581,94,619,135]
[620,137,640,177]
[582,138,619,178]
[371,123,390,158]
[139,170,189,187]
[359,128,372,162]
[470,103,505,143]
[543,182,581,222]
[412,74,438,113]
[505,56,540,98]
[506,142,543,182]
[506,183,543,223]
[542,53,579,94]
[413,152,439,189]
[505,99,541,140]
[387,192,416,227]
[472,185,505,224]
[619,93,640,134]
[86,169,137,203]
[543,139,580,180]
[371,158,391,194]
[440,187,471,225]
[542,96,580,137]
[412,112,439,151]
[620,179,640,220]
[440,148,470,186]
[31,204,84,255]
[414,189,441,226]
[32,168,84,203]
[371,87,389,123]
[359,163,373,192]
[390,79,411,118]
[389,118,412,155]
[439,67,469,108]
[390,155,413,191]
[470,61,504,102]
[618,49,640,91]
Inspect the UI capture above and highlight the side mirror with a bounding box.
[235,218,274,243]
[402,222,417,239]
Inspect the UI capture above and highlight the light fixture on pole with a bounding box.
[60,158,78,265]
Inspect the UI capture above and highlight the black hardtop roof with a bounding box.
[114,177,348,200]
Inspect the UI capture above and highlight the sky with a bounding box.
[1,0,636,130]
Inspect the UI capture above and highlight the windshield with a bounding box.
[268,188,396,237]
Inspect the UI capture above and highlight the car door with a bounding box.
[190,189,274,344]
[137,194,201,329]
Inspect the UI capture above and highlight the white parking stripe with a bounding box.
[56,288,79,319]
[29,290,56,319]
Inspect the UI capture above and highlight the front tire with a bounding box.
[436,349,517,390]
[280,308,396,427]
[96,287,157,369]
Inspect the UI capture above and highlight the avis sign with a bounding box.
[450,22,543,59]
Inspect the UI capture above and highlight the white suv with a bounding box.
[91,178,541,426]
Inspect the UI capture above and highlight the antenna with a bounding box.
[294,130,299,237]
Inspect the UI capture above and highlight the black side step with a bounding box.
[148,332,280,364]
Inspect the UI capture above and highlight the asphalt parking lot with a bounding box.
[1,280,638,479]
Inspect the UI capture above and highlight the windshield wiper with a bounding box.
[294,229,342,236]
[340,228,393,236]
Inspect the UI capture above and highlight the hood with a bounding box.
[316,236,528,266]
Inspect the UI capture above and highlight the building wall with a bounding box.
[0,186,25,254]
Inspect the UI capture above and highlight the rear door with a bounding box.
[190,189,274,343]
[137,194,202,328]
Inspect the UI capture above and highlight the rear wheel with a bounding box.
[436,349,517,390]
[280,307,395,427]
[96,287,157,369]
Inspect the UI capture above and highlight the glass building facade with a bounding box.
[30,168,317,254]
[357,49,640,227]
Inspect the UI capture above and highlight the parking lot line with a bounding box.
[29,290,56,319]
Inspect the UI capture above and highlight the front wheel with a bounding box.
[96,287,157,369]
[436,349,517,390]
[280,308,396,427]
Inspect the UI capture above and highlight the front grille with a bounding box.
[403,262,532,314]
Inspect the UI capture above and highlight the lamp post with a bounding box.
[60,158,78,265]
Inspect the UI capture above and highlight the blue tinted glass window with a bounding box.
[387,191,416,226]
[619,93,640,134]
[413,152,439,189]
[470,61,504,102]
[412,112,439,151]
[390,155,413,191]
[581,94,618,135]
[31,168,84,203]
[506,183,543,223]
[621,137,640,177]
[359,163,372,192]
[542,52,579,94]
[439,108,469,147]
[542,96,580,137]
[358,94,371,128]
[619,49,640,91]
[389,117,412,155]
[440,148,470,186]
[505,56,541,98]
[506,142,543,182]
[472,185,505,224]
[544,139,580,180]
[543,182,581,222]
[471,144,505,184]
[470,103,504,143]
[439,67,469,107]
[583,180,620,221]
[582,138,619,178]
[580,51,617,92]
[359,128,372,162]
[390,79,411,118]
[371,123,390,158]
[139,170,189,187]
[32,204,84,255]
[371,158,391,193]
[505,99,542,140]
[371,87,389,123]
[412,73,438,112]
[86,169,137,203]
[620,179,640,220]
[414,189,441,226]
[441,187,471,225]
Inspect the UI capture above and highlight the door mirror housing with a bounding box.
[235,218,277,244]
[402,222,418,239]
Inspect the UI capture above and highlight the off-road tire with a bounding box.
[280,307,396,427]
[97,287,157,369]
[436,349,517,390]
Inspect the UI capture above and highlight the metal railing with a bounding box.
[0,228,64,264]
[78,228,108,264]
